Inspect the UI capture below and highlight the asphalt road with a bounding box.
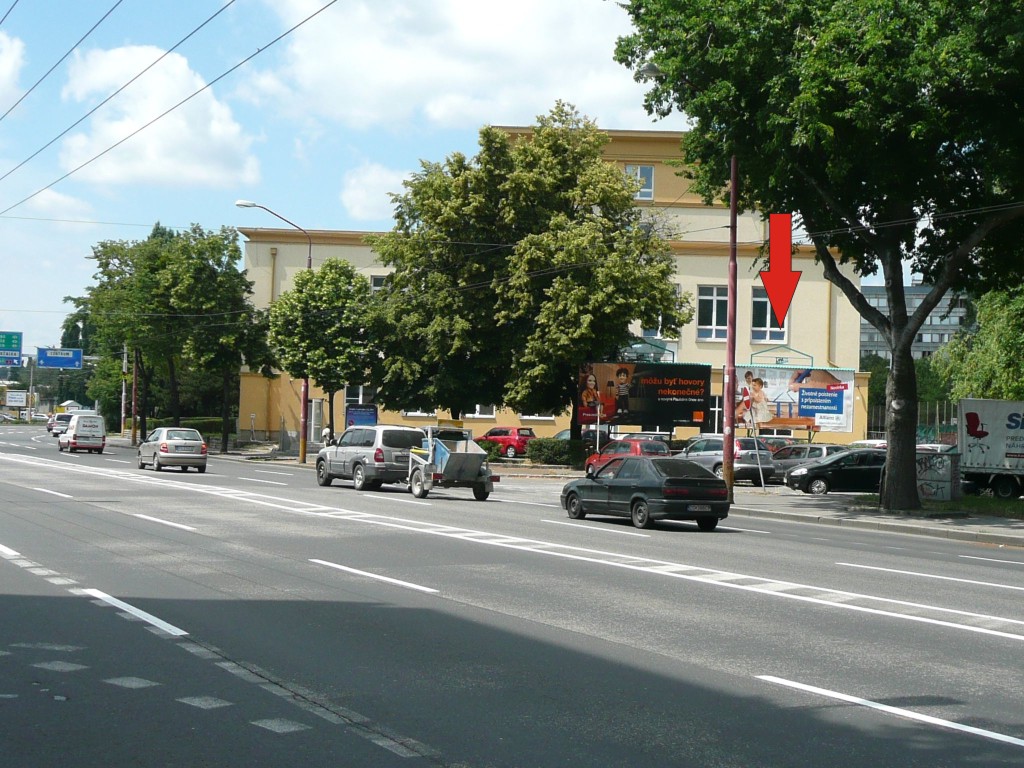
[2,426,1024,767]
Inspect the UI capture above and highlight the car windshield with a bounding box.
[651,459,717,478]
[167,429,202,441]
[737,438,768,451]
[383,429,426,448]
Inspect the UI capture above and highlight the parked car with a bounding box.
[681,436,776,485]
[477,426,537,458]
[785,448,887,494]
[50,412,75,435]
[57,413,106,454]
[770,443,849,478]
[316,424,425,489]
[137,427,208,472]
[560,456,730,530]
[553,428,609,452]
[616,432,672,443]
[584,438,671,476]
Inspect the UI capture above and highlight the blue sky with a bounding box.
[0,0,664,353]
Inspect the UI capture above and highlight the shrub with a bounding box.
[475,439,503,461]
[526,438,584,468]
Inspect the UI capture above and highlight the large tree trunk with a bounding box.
[880,345,921,511]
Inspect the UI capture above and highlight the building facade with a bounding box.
[859,285,970,361]
[238,129,870,447]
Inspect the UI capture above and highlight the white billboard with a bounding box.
[732,366,856,433]
[5,390,28,407]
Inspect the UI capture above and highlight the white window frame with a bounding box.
[625,164,654,201]
[344,384,376,405]
[697,285,728,341]
[463,404,496,418]
[751,286,786,343]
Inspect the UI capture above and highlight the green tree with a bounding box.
[616,1,1024,509]
[268,259,372,438]
[368,102,691,424]
[933,288,1024,400]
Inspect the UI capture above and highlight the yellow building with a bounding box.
[238,129,869,449]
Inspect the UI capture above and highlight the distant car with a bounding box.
[785,448,887,494]
[316,424,425,489]
[770,443,849,478]
[553,428,609,452]
[616,432,672,443]
[50,412,75,435]
[31,413,48,422]
[137,427,208,472]
[681,436,776,485]
[0,413,15,423]
[57,414,106,454]
[584,438,670,476]
[560,456,730,530]
[478,427,537,458]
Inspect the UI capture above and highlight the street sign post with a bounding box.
[0,331,22,367]
[36,348,83,369]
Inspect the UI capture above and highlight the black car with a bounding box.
[559,456,730,531]
[785,448,887,494]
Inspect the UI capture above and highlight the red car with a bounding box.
[584,438,671,476]
[478,426,537,458]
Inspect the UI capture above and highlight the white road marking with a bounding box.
[240,477,288,486]
[72,588,188,636]
[310,559,439,594]
[498,498,561,508]
[253,469,293,476]
[838,562,1024,592]
[105,459,131,464]
[758,675,1024,748]
[133,514,196,531]
[960,555,1024,566]
[33,488,72,498]
[542,519,650,537]
[716,525,772,534]
[0,543,21,557]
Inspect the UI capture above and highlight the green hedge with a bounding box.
[525,438,585,468]
[475,439,504,461]
[146,417,227,436]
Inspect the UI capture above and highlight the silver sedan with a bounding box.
[137,427,208,472]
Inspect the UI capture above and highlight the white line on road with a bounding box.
[0,543,21,557]
[309,559,438,594]
[240,477,288,486]
[73,588,189,636]
[542,519,650,537]
[758,675,1024,749]
[252,469,294,476]
[497,499,561,508]
[33,488,72,498]
[106,459,131,464]
[960,555,1024,566]
[133,514,196,531]
[838,562,1024,592]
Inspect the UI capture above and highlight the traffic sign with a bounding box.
[37,347,83,369]
[0,331,22,367]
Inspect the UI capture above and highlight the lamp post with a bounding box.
[235,199,313,463]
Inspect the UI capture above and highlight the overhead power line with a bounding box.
[0,1,20,28]
[0,0,124,123]
[0,0,340,217]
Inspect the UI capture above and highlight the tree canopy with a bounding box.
[367,102,692,422]
[616,0,1024,509]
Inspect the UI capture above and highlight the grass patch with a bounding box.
[847,493,1024,519]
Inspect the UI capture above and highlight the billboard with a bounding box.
[731,365,855,433]
[578,362,711,428]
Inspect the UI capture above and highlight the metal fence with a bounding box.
[867,400,958,443]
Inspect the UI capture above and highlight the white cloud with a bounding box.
[22,188,94,225]
[340,161,408,222]
[59,46,260,187]
[244,0,659,132]
[0,31,25,115]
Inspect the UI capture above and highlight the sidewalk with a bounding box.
[131,439,1024,550]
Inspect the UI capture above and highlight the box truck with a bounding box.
[958,399,1024,499]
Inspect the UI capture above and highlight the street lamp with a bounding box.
[235,199,314,463]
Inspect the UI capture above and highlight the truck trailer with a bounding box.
[957,398,1024,499]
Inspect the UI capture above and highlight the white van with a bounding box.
[58,414,106,454]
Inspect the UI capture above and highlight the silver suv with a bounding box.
[316,425,425,490]
[681,435,776,485]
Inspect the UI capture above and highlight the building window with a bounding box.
[466,404,495,418]
[344,385,376,405]
[625,164,654,201]
[751,287,786,343]
[697,285,728,340]
[370,275,387,292]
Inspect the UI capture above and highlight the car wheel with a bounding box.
[410,469,428,498]
[96,448,103,455]
[808,478,829,495]
[631,499,652,529]
[993,476,1020,500]
[352,464,367,491]
[504,445,517,459]
[366,480,382,491]
[197,465,206,474]
[316,459,333,486]
[57,442,64,452]
[154,456,162,471]
[472,484,490,501]
[137,454,145,469]
[180,466,188,472]
[751,475,763,487]
[713,465,724,479]
[565,492,586,520]
[697,516,719,532]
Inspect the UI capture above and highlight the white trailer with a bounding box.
[957,399,1024,499]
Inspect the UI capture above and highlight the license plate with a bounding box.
[175,446,193,453]
[689,504,711,512]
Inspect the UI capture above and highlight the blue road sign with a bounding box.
[37,348,83,369]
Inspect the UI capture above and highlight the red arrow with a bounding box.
[759,213,801,325]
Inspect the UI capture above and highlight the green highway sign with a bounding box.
[0,331,22,367]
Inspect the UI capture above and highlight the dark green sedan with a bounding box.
[560,456,730,531]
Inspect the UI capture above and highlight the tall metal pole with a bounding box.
[236,200,313,463]
[723,155,738,499]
